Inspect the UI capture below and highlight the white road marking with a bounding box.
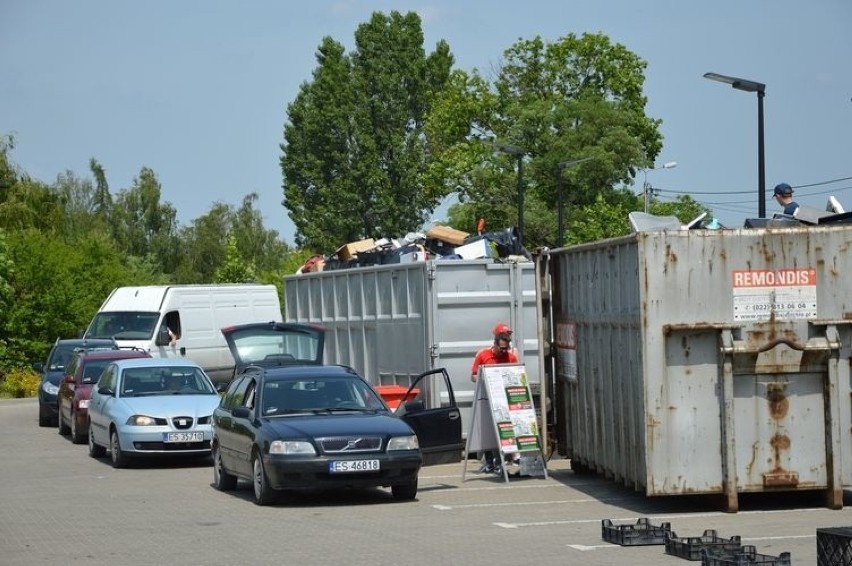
[494,507,829,528]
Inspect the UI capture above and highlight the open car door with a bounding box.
[394,368,463,466]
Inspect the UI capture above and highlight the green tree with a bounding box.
[0,229,14,368]
[214,234,257,283]
[282,10,455,250]
[428,32,664,247]
[89,158,113,220]
[111,167,181,273]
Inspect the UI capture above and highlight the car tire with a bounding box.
[391,479,418,501]
[70,411,86,444]
[212,445,237,491]
[110,429,128,469]
[88,427,105,458]
[58,408,70,436]
[252,453,276,506]
[38,407,52,428]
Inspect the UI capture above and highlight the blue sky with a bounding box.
[2,0,851,242]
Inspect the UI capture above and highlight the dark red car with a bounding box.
[57,348,151,444]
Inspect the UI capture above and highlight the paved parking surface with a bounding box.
[1,398,848,565]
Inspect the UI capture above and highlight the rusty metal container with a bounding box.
[545,225,852,510]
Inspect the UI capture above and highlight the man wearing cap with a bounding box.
[774,182,799,216]
[471,322,520,474]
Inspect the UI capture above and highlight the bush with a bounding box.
[0,367,40,398]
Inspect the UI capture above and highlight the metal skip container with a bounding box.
[546,225,852,511]
[283,259,540,432]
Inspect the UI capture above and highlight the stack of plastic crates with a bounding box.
[601,518,672,546]
[701,544,792,565]
[817,527,852,566]
[665,529,742,561]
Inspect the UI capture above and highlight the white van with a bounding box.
[83,284,282,383]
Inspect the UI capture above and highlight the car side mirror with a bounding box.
[400,400,424,414]
[33,362,44,372]
[155,326,171,346]
[232,406,250,418]
[97,386,114,396]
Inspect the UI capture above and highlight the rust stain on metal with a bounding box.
[763,470,799,487]
[745,441,759,480]
[766,383,789,419]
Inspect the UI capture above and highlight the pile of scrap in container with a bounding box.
[295,224,531,274]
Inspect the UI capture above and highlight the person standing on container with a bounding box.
[471,322,519,474]
[773,182,799,216]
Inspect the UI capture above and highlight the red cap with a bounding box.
[493,322,512,337]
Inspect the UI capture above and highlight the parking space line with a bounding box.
[494,507,827,528]
[565,535,816,553]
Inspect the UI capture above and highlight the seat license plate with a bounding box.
[163,432,204,443]
[329,459,380,473]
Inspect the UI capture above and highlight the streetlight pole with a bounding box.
[642,161,677,213]
[556,157,595,247]
[494,143,527,245]
[703,72,767,218]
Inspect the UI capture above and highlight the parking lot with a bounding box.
[1,398,847,565]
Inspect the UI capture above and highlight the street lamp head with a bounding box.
[556,156,595,172]
[704,72,765,93]
[662,161,677,170]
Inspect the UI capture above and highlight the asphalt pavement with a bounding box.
[1,398,848,565]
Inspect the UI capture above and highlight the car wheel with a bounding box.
[88,427,105,458]
[391,479,418,501]
[58,408,70,436]
[212,445,237,491]
[38,406,52,428]
[70,410,85,444]
[252,453,276,506]
[110,429,128,469]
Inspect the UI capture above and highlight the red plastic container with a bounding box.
[374,385,419,410]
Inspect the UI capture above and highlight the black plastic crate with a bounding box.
[817,527,852,565]
[665,529,742,561]
[601,517,672,546]
[701,545,792,565]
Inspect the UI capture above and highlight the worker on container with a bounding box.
[471,322,519,474]
[773,182,799,216]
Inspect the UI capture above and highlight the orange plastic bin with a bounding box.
[374,385,419,411]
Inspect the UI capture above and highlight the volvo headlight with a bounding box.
[269,440,316,455]
[387,435,419,451]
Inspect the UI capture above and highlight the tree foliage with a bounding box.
[429,32,665,246]
[281,10,455,250]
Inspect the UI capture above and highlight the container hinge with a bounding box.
[429,343,439,363]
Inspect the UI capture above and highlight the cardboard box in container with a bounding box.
[335,238,375,262]
[453,239,491,260]
[426,225,469,246]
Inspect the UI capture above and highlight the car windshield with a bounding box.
[81,360,110,384]
[120,367,217,397]
[86,312,160,340]
[229,327,322,366]
[47,346,77,372]
[260,377,387,416]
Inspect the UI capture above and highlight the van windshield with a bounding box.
[87,312,160,340]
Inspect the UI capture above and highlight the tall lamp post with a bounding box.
[703,72,767,218]
[494,143,527,245]
[642,161,677,213]
[556,157,595,247]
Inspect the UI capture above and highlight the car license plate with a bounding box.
[163,432,204,443]
[329,460,380,473]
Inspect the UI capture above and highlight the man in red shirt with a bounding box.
[471,322,519,474]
